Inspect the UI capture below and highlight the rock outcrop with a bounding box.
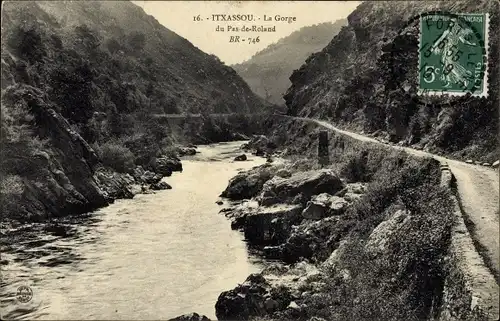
[220,164,275,200]
[1,86,109,221]
[234,154,248,161]
[242,135,277,156]
[215,273,270,320]
[227,203,303,246]
[216,263,327,321]
[1,85,176,222]
[168,313,211,321]
[258,169,344,206]
[301,193,348,220]
[154,157,183,175]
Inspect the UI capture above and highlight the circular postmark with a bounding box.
[16,285,33,303]
[388,10,488,106]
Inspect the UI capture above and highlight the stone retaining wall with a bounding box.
[438,164,499,321]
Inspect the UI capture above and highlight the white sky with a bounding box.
[132,1,361,65]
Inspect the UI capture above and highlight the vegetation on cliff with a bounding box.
[284,0,499,163]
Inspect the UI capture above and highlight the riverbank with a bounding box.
[0,141,268,320]
[172,125,494,321]
[212,141,454,321]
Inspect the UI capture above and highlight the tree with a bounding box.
[128,31,146,52]
[145,82,154,109]
[74,24,100,53]
[50,62,95,124]
[144,56,154,67]
[8,26,46,64]
[106,38,122,54]
[109,82,129,113]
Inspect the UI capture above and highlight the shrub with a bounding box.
[325,183,454,321]
[7,25,46,64]
[0,174,25,220]
[97,142,134,173]
[123,133,160,167]
[340,150,369,183]
[160,145,179,158]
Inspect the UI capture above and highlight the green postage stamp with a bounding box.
[419,12,489,97]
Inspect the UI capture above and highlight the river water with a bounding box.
[0,141,265,320]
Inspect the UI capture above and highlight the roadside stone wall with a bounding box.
[438,164,499,321]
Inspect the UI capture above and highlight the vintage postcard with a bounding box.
[1,1,498,321]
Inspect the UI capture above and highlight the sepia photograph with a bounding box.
[0,1,499,320]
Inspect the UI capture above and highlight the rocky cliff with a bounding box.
[232,21,346,106]
[284,0,499,162]
[0,0,268,222]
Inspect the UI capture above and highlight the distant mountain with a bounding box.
[232,20,346,106]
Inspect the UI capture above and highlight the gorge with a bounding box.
[1,1,499,321]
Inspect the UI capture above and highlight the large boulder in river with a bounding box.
[215,273,270,320]
[234,154,247,161]
[220,164,274,200]
[178,147,197,156]
[168,313,211,321]
[150,181,172,190]
[258,169,344,206]
[155,157,182,175]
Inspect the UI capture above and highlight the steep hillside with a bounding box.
[2,1,266,115]
[0,0,268,222]
[284,0,499,162]
[232,21,346,106]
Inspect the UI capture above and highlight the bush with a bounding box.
[97,142,134,173]
[123,133,160,167]
[324,183,454,321]
[0,174,26,220]
[340,150,369,183]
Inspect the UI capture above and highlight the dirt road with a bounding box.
[297,117,499,282]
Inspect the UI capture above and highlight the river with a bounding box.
[0,141,265,320]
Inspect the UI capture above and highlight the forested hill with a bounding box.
[232,20,346,106]
[283,0,499,162]
[2,1,266,116]
[0,0,269,222]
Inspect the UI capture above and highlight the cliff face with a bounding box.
[0,0,268,222]
[1,85,110,222]
[232,21,346,106]
[284,0,499,162]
